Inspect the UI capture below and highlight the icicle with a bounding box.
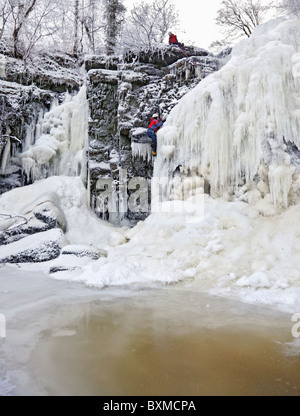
[131,127,152,163]
[268,164,295,210]
[131,142,152,162]
[195,66,203,79]
[153,18,300,209]
[20,86,88,181]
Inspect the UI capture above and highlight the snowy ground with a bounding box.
[1,175,300,395]
[0,175,300,314]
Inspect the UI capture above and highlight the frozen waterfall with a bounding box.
[154,18,300,211]
[21,86,88,182]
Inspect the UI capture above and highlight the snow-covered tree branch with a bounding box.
[8,0,38,57]
[215,0,273,43]
[280,0,300,17]
[103,0,126,55]
[122,0,179,50]
[0,0,10,41]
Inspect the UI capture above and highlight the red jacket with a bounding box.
[169,34,178,45]
[149,118,163,133]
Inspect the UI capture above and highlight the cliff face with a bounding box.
[0,45,223,225]
[86,46,222,224]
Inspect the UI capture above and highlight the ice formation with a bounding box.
[131,142,152,162]
[20,86,88,181]
[155,18,300,211]
[130,127,152,162]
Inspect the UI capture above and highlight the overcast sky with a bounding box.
[123,0,224,50]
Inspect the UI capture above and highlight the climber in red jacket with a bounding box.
[146,113,164,156]
[168,32,184,48]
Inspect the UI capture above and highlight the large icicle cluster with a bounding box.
[21,86,88,181]
[154,18,300,211]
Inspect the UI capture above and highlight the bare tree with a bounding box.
[280,0,300,17]
[215,0,273,43]
[8,0,37,57]
[73,0,80,55]
[21,1,59,62]
[103,0,126,55]
[81,0,105,54]
[154,0,179,43]
[0,0,122,58]
[82,0,97,53]
[0,0,11,41]
[123,0,179,50]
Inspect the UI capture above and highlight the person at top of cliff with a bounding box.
[168,32,184,48]
[146,113,164,156]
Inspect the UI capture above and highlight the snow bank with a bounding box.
[1,175,299,312]
[47,193,300,313]
[155,18,300,211]
[0,176,114,249]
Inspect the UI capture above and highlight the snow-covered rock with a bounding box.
[48,245,107,276]
[0,228,67,263]
[0,192,66,245]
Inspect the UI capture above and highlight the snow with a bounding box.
[131,127,147,136]
[2,175,299,313]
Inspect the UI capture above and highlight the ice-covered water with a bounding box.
[0,266,300,396]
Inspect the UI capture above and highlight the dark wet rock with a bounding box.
[61,245,106,260]
[0,229,67,263]
[48,245,107,275]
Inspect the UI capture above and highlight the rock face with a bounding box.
[86,46,222,224]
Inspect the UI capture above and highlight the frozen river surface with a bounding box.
[0,265,300,396]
